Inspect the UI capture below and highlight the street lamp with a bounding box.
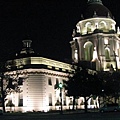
[58,83,63,89]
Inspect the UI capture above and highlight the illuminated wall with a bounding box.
[2,56,99,112]
[4,57,71,112]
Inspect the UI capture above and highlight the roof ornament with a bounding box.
[113,16,115,20]
[93,11,97,17]
[72,29,76,37]
[117,27,120,35]
[107,12,111,18]
[81,14,84,20]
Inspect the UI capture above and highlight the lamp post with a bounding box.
[58,83,63,114]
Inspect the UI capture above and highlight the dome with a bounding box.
[83,0,112,19]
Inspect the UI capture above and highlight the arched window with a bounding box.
[105,47,110,61]
[85,22,92,28]
[99,21,106,30]
[84,41,93,61]
[85,22,92,33]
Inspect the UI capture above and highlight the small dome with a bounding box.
[83,0,112,19]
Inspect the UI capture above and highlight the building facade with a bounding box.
[1,39,98,112]
[70,0,120,71]
[2,39,72,112]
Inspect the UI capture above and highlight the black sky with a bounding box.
[0,0,120,62]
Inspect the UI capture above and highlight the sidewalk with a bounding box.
[2,109,99,116]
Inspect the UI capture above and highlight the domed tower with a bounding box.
[70,0,120,71]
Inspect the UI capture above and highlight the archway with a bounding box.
[84,41,94,61]
[105,47,110,61]
[99,21,107,30]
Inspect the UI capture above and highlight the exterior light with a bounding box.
[59,83,63,89]
[102,89,104,92]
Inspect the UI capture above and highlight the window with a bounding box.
[84,41,93,61]
[48,77,52,85]
[18,93,23,106]
[18,78,23,85]
[49,93,52,106]
[105,47,110,61]
[85,22,92,33]
[56,78,59,85]
[99,21,106,30]
[63,93,66,106]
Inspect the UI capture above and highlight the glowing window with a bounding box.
[99,21,106,29]
[84,41,93,61]
[105,47,110,60]
[85,22,92,33]
[104,38,108,45]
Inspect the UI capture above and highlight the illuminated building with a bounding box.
[3,39,73,112]
[70,0,120,71]
[2,38,98,112]
[1,0,117,112]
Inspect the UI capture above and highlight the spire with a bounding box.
[87,0,103,5]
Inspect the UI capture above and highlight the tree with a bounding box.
[64,66,99,113]
[0,74,23,113]
[110,71,120,103]
[97,71,120,105]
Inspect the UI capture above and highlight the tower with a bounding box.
[70,0,120,71]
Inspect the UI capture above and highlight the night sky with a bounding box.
[0,0,119,62]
